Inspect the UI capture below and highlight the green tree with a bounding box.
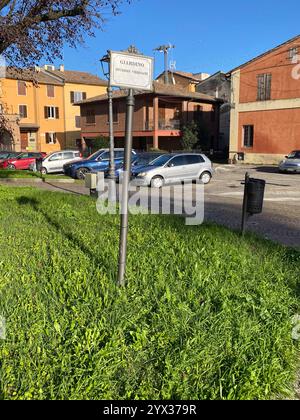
[181,121,199,151]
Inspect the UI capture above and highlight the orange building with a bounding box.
[77,82,221,152]
[0,66,107,153]
[229,35,300,164]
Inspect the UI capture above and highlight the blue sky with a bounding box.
[58,0,300,79]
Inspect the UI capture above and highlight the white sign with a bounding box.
[110,51,154,91]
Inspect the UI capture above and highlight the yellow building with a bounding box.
[0,65,107,153]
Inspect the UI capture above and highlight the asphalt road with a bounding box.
[1,165,299,247]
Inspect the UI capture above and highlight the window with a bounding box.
[63,152,76,160]
[99,151,109,161]
[115,151,124,159]
[46,133,57,144]
[19,105,27,118]
[71,91,87,103]
[75,116,81,128]
[44,106,59,119]
[257,74,272,101]
[18,81,26,96]
[168,156,189,167]
[243,125,254,148]
[288,47,298,61]
[86,109,95,124]
[47,85,55,98]
[185,155,205,165]
[49,153,62,161]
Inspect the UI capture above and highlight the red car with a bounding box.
[0,152,47,170]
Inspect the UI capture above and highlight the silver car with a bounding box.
[132,153,214,188]
[279,150,300,173]
[30,150,82,174]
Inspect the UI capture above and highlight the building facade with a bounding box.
[77,82,221,152]
[0,66,107,154]
[197,71,231,154]
[229,35,300,164]
[156,71,210,92]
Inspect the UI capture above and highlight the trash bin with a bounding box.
[246,178,266,215]
[36,157,43,172]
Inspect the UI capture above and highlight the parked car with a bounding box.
[132,153,214,187]
[0,151,21,164]
[279,150,300,173]
[64,148,137,179]
[29,150,82,174]
[0,152,47,170]
[103,152,164,181]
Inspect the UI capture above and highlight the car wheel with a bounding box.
[76,167,90,180]
[41,167,47,175]
[151,176,164,188]
[200,171,212,184]
[7,164,16,170]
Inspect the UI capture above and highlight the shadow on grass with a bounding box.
[43,181,87,197]
[16,196,113,275]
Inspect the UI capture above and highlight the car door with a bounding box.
[60,152,78,172]
[47,153,63,173]
[91,151,110,171]
[184,154,206,179]
[17,153,30,169]
[160,155,189,183]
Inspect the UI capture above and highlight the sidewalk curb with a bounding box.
[0,178,75,184]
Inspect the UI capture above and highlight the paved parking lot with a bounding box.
[205,165,300,247]
[1,164,299,247]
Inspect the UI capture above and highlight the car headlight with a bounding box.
[137,172,147,177]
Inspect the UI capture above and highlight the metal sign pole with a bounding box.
[107,84,116,181]
[117,89,135,287]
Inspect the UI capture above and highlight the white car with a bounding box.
[30,150,82,174]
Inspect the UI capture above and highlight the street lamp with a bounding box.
[100,51,116,181]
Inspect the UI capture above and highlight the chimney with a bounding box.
[59,64,65,72]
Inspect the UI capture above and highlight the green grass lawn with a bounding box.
[0,170,70,180]
[0,185,299,400]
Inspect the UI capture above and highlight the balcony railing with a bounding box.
[144,119,181,131]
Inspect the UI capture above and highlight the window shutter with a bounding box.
[266,74,272,100]
[70,91,75,103]
[44,106,48,119]
[83,92,87,100]
[55,107,59,119]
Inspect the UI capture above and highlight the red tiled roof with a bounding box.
[46,69,108,86]
[76,81,220,105]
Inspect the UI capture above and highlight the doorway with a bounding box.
[21,132,28,151]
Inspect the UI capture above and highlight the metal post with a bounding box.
[241,172,250,236]
[117,89,135,287]
[164,48,169,85]
[107,85,116,181]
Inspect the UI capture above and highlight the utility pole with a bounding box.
[154,44,175,85]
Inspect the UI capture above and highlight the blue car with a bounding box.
[63,149,136,179]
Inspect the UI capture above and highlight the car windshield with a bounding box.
[287,151,300,159]
[149,154,172,167]
[133,154,162,167]
[87,150,106,161]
